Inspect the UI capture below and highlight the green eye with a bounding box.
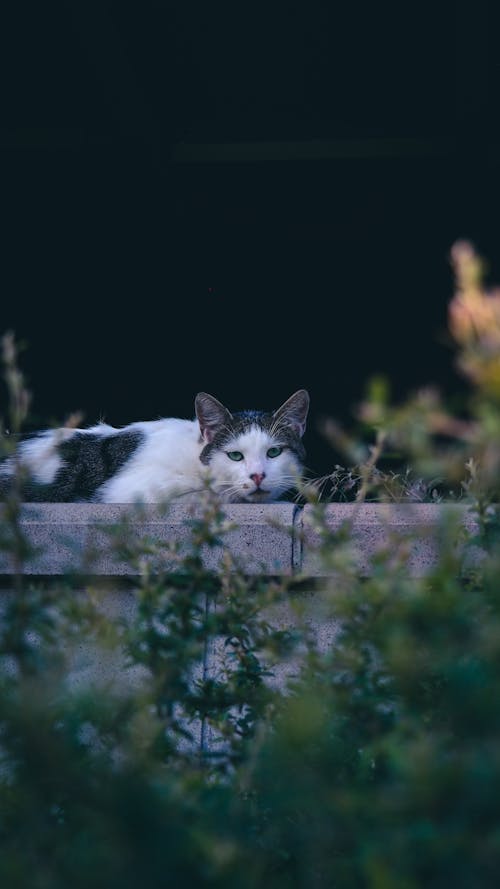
[227,451,244,461]
[267,446,283,458]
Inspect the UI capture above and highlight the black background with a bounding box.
[1,1,499,476]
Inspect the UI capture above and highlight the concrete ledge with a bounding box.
[0,502,482,577]
[299,503,481,577]
[0,503,298,576]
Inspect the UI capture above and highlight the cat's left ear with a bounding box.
[273,389,310,437]
[195,393,233,443]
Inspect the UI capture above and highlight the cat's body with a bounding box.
[0,391,309,504]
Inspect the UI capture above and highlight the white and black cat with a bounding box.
[0,390,309,503]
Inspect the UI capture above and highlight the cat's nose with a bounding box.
[250,472,266,488]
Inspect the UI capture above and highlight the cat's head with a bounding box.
[195,390,309,503]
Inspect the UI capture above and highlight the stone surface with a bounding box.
[201,589,342,755]
[0,502,484,577]
[0,502,297,576]
[299,503,480,577]
[211,504,297,574]
[0,501,488,756]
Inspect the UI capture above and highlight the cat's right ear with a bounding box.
[272,389,310,437]
[195,393,233,443]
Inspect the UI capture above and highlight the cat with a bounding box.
[0,390,309,504]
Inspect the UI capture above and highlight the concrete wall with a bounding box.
[0,502,481,757]
[0,501,480,577]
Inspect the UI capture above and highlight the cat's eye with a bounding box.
[227,450,244,462]
[267,446,283,458]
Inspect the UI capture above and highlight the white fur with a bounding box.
[0,430,75,484]
[1,417,303,503]
[98,419,209,503]
[98,420,301,503]
[0,424,118,484]
[206,425,302,503]
[81,423,118,436]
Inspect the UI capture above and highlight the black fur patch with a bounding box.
[0,429,145,502]
[199,410,306,466]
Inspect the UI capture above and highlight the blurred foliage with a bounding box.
[1,242,500,887]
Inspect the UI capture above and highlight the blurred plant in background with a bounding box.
[1,242,500,887]
[306,240,500,515]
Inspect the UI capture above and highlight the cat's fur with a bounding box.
[0,391,309,504]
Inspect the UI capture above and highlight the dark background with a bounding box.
[1,1,499,476]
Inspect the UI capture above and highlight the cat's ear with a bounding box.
[272,389,310,437]
[195,393,233,443]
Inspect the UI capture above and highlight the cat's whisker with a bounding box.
[209,481,246,497]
